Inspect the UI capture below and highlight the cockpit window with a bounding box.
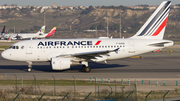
[16,46,19,49]
[12,46,16,49]
[9,46,13,49]
[9,45,20,49]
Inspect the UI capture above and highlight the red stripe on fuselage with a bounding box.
[95,40,101,45]
[152,17,168,36]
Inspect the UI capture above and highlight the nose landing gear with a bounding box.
[27,61,32,72]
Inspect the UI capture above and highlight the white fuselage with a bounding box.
[3,33,48,40]
[17,33,48,39]
[1,38,173,62]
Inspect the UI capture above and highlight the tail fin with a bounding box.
[1,26,5,34]
[131,1,171,39]
[37,25,46,34]
[45,27,57,37]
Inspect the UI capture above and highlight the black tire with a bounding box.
[85,66,91,73]
[82,65,86,70]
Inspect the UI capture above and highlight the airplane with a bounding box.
[3,25,45,40]
[17,26,57,39]
[1,1,174,72]
[0,26,5,39]
[3,26,56,40]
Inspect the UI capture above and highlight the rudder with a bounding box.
[131,1,171,39]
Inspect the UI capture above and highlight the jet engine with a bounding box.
[51,57,71,70]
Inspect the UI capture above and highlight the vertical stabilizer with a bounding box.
[45,27,57,37]
[131,1,171,39]
[37,25,46,34]
[1,26,5,34]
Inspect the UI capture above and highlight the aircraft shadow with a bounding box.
[0,62,127,73]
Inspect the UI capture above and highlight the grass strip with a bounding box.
[0,79,125,86]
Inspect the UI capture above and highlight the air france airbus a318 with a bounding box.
[1,1,174,72]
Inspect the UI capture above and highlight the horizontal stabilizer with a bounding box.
[148,42,171,47]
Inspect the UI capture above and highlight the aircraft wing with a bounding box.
[58,48,119,61]
[72,48,119,58]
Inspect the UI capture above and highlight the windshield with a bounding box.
[9,45,21,49]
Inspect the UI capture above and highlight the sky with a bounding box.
[1,0,180,6]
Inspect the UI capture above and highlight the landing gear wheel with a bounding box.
[27,67,32,72]
[26,61,32,72]
[82,65,86,70]
[84,66,91,73]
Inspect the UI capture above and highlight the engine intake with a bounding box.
[51,57,70,70]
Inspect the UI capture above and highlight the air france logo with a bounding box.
[38,41,93,46]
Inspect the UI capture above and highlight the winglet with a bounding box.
[113,48,120,54]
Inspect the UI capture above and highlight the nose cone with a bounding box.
[1,50,7,59]
[1,50,12,60]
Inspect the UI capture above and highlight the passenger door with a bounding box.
[129,41,135,53]
[26,43,32,54]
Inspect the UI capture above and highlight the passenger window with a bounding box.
[13,46,15,49]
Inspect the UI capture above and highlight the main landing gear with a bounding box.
[82,65,91,73]
[27,61,32,72]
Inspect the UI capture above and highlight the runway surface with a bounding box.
[0,52,180,79]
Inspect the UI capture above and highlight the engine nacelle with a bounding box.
[51,57,70,70]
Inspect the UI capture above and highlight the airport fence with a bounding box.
[2,75,180,100]
[0,75,140,101]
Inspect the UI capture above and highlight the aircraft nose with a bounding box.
[1,50,9,60]
[1,51,6,59]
